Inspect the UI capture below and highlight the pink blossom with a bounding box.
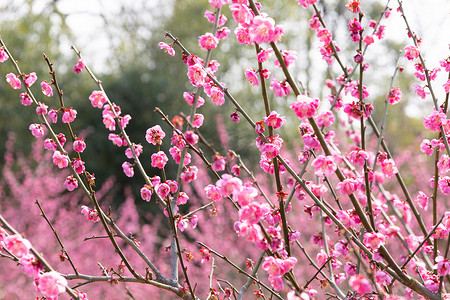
[25,72,37,87]
[349,274,372,295]
[444,79,450,93]
[245,67,259,86]
[233,186,258,206]
[146,125,166,145]
[57,133,66,147]
[140,185,153,202]
[0,47,9,62]
[124,143,143,159]
[120,114,131,129]
[72,159,85,174]
[416,191,429,210]
[363,34,374,45]
[187,113,204,128]
[151,151,169,169]
[363,231,386,250]
[388,87,402,104]
[212,154,226,171]
[52,151,68,168]
[35,102,48,115]
[274,50,297,68]
[169,146,192,165]
[375,25,386,39]
[229,4,253,27]
[230,111,240,123]
[204,11,227,26]
[290,95,320,119]
[270,78,290,97]
[296,0,319,9]
[375,270,390,285]
[381,159,398,178]
[343,101,373,120]
[108,134,126,147]
[20,253,41,277]
[73,59,85,73]
[65,175,78,191]
[205,184,222,202]
[20,92,33,106]
[423,109,447,131]
[347,0,361,13]
[102,115,115,130]
[264,111,286,129]
[438,177,450,194]
[216,174,242,197]
[187,63,207,87]
[185,130,199,145]
[348,148,368,166]
[198,33,219,50]
[158,42,175,56]
[315,111,335,127]
[435,256,450,276]
[249,15,277,44]
[262,256,297,277]
[44,138,57,151]
[29,123,45,138]
[234,25,253,45]
[257,48,273,62]
[89,90,107,108]
[6,73,21,89]
[156,183,170,198]
[438,154,450,174]
[46,109,57,123]
[73,138,86,153]
[4,234,32,257]
[311,155,337,177]
[414,84,429,99]
[180,166,198,183]
[177,192,190,205]
[239,202,271,224]
[336,177,359,194]
[183,92,205,107]
[62,107,77,123]
[209,0,228,8]
[122,162,134,177]
[41,80,53,96]
[404,45,420,60]
[204,85,225,105]
[35,271,67,300]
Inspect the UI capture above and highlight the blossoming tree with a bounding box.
[1,0,450,299]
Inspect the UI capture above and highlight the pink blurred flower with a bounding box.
[0,47,9,62]
[35,271,67,300]
[73,58,85,73]
[6,73,21,89]
[349,274,372,295]
[158,42,175,56]
[41,80,53,96]
[4,234,31,257]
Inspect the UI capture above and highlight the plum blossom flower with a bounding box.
[264,111,286,129]
[336,177,359,194]
[249,15,283,45]
[146,125,166,145]
[290,95,320,119]
[423,109,447,132]
[349,274,372,295]
[62,107,77,123]
[35,271,67,300]
[363,231,386,250]
[311,155,337,177]
[229,4,253,27]
[156,183,170,198]
[169,146,192,165]
[387,87,402,104]
[72,159,85,174]
[73,59,85,73]
[29,123,45,138]
[212,154,226,171]
[234,25,253,45]
[122,162,134,177]
[25,72,37,87]
[151,151,169,169]
[404,45,420,60]
[435,256,450,276]
[180,166,198,183]
[41,80,53,96]
[65,176,78,191]
[216,174,242,197]
[89,90,107,108]
[245,67,259,86]
[20,93,33,106]
[6,73,21,89]
[183,92,205,108]
[140,185,153,202]
[3,234,32,257]
[414,84,429,99]
[73,138,86,153]
[0,47,9,62]
[158,42,175,56]
[205,184,222,202]
[52,151,68,168]
[270,78,291,97]
[198,33,219,50]
[187,63,207,87]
